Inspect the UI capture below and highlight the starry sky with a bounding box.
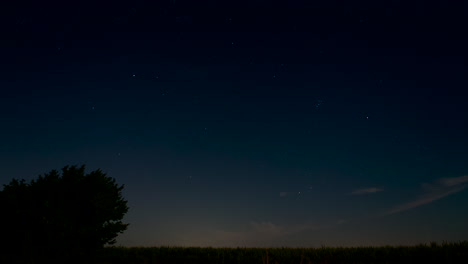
[1,0,467,247]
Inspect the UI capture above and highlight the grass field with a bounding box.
[92,241,468,264]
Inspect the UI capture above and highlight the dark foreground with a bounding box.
[92,241,468,264]
[4,241,468,264]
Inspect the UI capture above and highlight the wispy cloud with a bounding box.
[383,175,468,216]
[438,175,468,187]
[279,192,289,197]
[351,187,383,195]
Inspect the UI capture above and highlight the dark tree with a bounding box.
[0,165,129,264]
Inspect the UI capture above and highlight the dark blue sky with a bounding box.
[1,0,467,247]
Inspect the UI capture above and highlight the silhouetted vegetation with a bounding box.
[0,165,129,264]
[94,241,468,264]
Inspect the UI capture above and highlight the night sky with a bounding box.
[1,0,467,247]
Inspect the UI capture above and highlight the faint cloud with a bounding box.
[438,175,468,187]
[351,187,383,195]
[279,192,289,197]
[383,188,464,216]
[337,219,347,224]
[383,175,468,216]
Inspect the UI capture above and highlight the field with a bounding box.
[92,241,468,264]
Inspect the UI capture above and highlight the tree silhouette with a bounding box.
[0,165,129,264]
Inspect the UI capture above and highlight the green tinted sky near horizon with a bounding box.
[0,0,467,247]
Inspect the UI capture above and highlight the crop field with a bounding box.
[92,241,468,264]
